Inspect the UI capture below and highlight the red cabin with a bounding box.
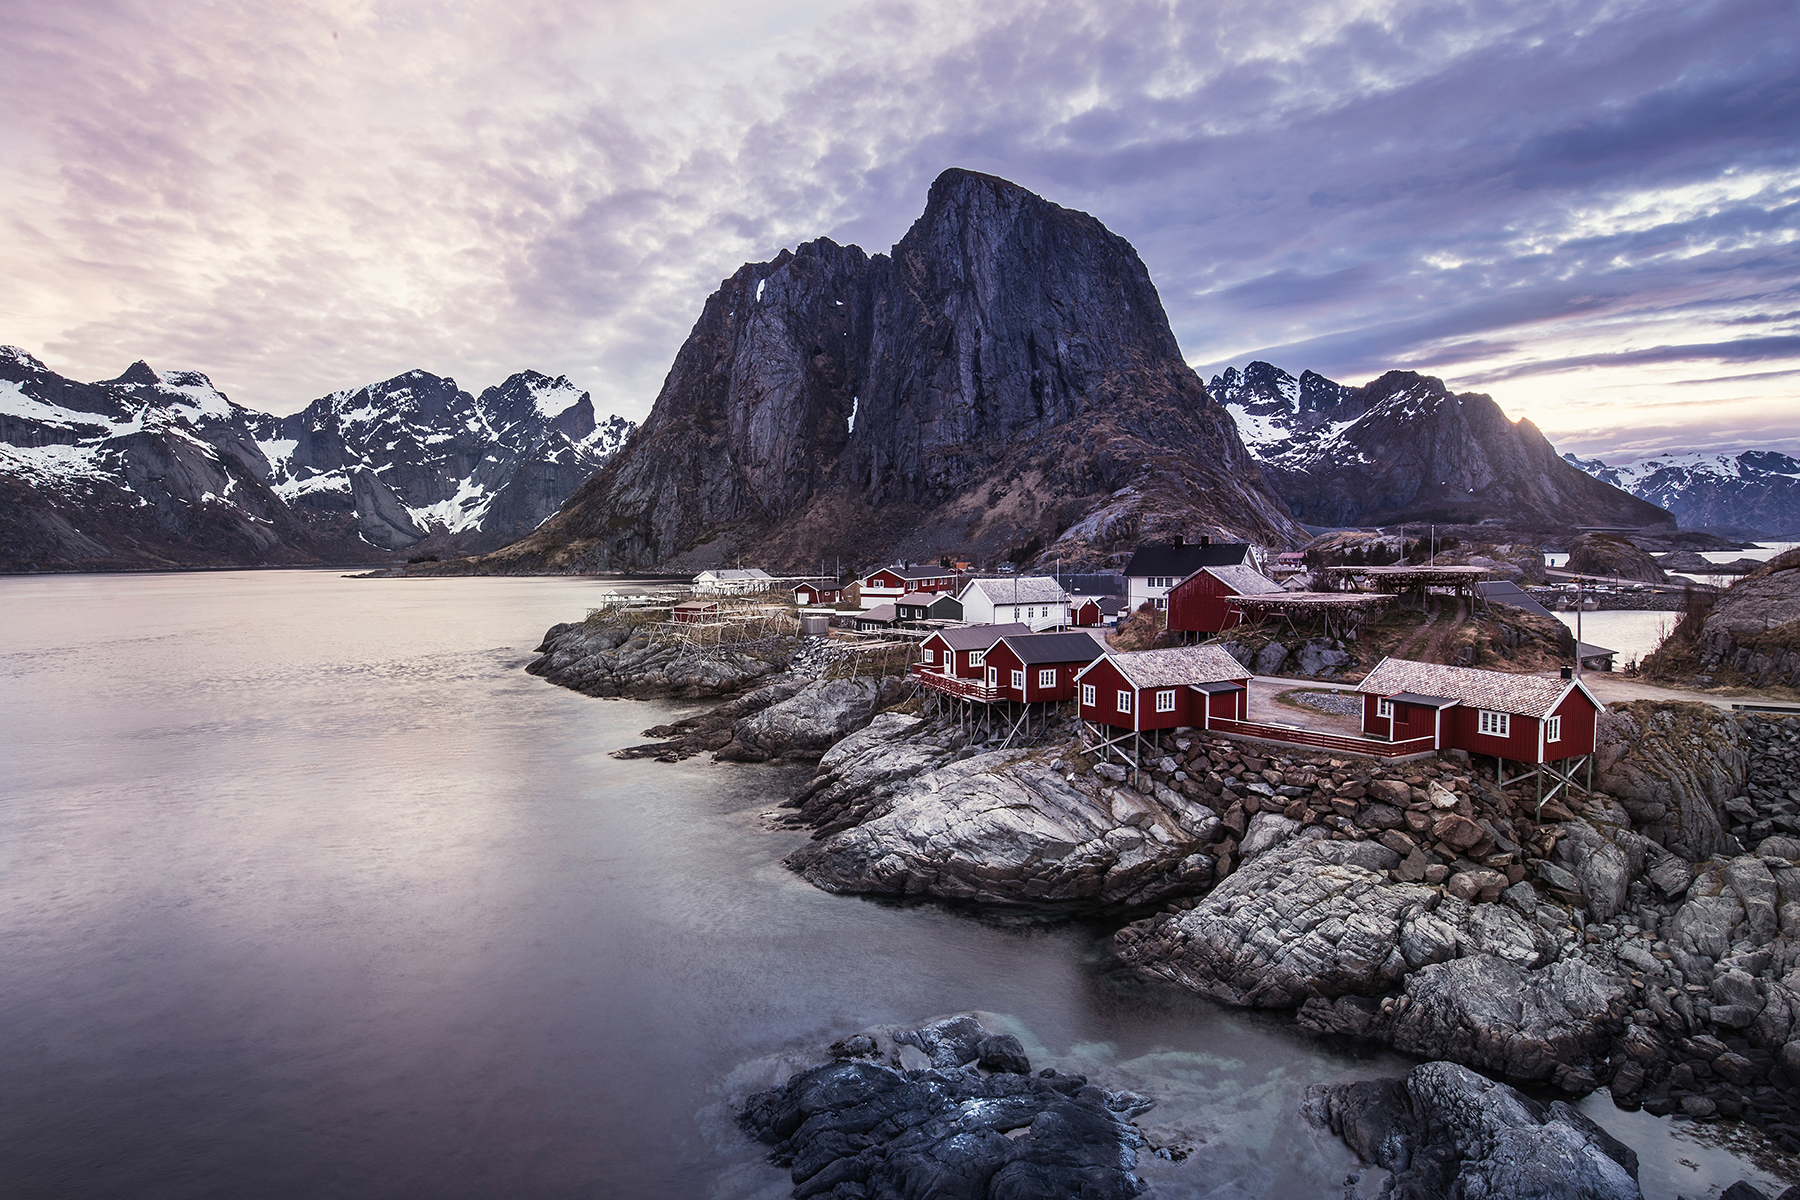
[792,579,843,605]
[1076,645,1252,732]
[1166,565,1285,635]
[917,623,1032,679]
[671,600,720,624]
[981,632,1108,703]
[1356,657,1599,765]
[859,564,959,608]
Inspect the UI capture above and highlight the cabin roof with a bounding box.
[1357,656,1597,719]
[1082,644,1249,689]
[960,576,1070,604]
[1189,564,1285,596]
[995,631,1110,665]
[929,622,1032,650]
[868,564,955,582]
[859,603,898,622]
[1123,542,1251,577]
[792,578,839,591]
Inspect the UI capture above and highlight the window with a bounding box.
[1155,689,1176,713]
[1478,710,1510,738]
[1117,690,1133,713]
[1545,715,1562,743]
[1081,684,1096,706]
[1011,670,1025,690]
[1154,598,1166,610]
[1377,698,1393,718]
[1038,669,1057,689]
[969,651,984,667]
[923,648,935,663]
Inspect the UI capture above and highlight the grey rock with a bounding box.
[1593,703,1747,861]
[1724,854,1781,944]
[1306,1060,1640,1200]
[722,677,906,761]
[1537,860,1581,893]
[1238,811,1301,858]
[1387,955,1632,1083]
[1644,853,1693,899]
[1253,641,1289,675]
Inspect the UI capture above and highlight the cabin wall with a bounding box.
[1166,573,1242,635]
[1445,705,1541,763]
[1547,690,1598,759]
[1362,693,1392,737]
[1078,660,1137,730]
[1391,702,1438,743]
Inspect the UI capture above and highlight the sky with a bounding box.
[2,0,1795,463]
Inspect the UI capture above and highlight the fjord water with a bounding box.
[0,572,1779,1199]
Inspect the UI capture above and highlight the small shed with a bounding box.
[792,579,843,606]
[927,593,964,622]
[1355,656,1600,768]
[981,631,1108,703]
[895,592,937,622]
[918,622,1032,679]
[1076,645,1251,733]
[1166,564,1286,635]
[672,600,721,624]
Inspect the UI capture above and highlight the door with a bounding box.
[986,667,997,690]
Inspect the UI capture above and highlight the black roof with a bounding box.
[997,631,1109,665]
[1053,572,1126,595]
[1123,542,1251,577]
[792,578,840,590]
[1390,691,1458,708]
[1190,680,1245,694]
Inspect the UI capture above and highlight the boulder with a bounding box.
[1566,533,1666,584]
[1254,641,1288,675]
[1238,811,1300,858]
[1306,1061,1640,1200]
[718,677,908,761]
[1385,955,1632,1083]
[739,1016,1148,1200]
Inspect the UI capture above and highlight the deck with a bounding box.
[1205,716,1438,759]
[910,664,1000,702]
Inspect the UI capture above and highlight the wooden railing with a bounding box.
[910,664,1000,701]
[1206,717,1437,758]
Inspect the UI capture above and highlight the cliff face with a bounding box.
[1211,362,1673,532]
[477,169,1301,573]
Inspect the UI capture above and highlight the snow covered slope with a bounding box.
[1564,450,1800,536]
[0,346,635,571]
[1208,361,1670,531]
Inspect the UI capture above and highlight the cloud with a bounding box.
[0,0,1795,463]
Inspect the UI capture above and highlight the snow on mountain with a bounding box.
[1208,360,1670,531]
[1563,449,1800,536]
[0,346,636,570]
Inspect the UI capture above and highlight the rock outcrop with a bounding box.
[1594,701,1748,861]
[738,1015,1149,1200]
[1209,361,1673,532]
[526,614,795,701]
[1565,533,1668,583]
[458,169,1302,575]
[1305,1061,1642,1200]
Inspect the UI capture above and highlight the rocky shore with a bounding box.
[526,614,797,700]
[525,611,1800,1182]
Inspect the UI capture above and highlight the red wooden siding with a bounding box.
[1078,659,1140,730]
[1166,570,1246,634]
[1545,687,1598,759]
[1073,600,1101,627]
[982,642,1098,703]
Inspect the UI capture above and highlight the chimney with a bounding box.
[1560,667,1573,680]
[1199,535,1211,547]
[1171,534,1183,546]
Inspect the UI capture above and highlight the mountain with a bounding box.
[0,347,632,571]
[1207,361,1673,532]
[1562,450,1800,537]
[461,168,1301,575]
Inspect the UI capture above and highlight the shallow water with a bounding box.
[0,571,1789,1198]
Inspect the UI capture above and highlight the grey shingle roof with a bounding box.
[962,577,1070,604]
[1085,645,1250,688]
[1356,657,1589,719]
[930,623,1032,650]
[1195,564,1285,596]
[996,631,1110,665]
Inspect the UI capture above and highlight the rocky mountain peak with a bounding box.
[104,360,164,388]
[481,170,1298,573]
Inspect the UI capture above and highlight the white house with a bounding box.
[693,568,774,595]
[1121,538,1253,612]
[954,576,1072,630]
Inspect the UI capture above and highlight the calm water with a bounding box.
[1,571,1788,1199]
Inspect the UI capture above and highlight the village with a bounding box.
[586,534,1669,810]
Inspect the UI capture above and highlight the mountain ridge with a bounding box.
[0,347,633,571]
[1563,449,1800,537]
[1207,360,1673,532]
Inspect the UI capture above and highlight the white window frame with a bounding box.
[923,648,935,663]
[1377,698,1393,718]
[1081,684,1096,706]
[1545,715,1561,743]
[1117,690,1133,713]
[1011,670,1025,690]
[1038,668,1057,689]
[969,651,984,668]
[1155,689,1176,713]
[1154,598,1166,610]
[1478,710,1510,738]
